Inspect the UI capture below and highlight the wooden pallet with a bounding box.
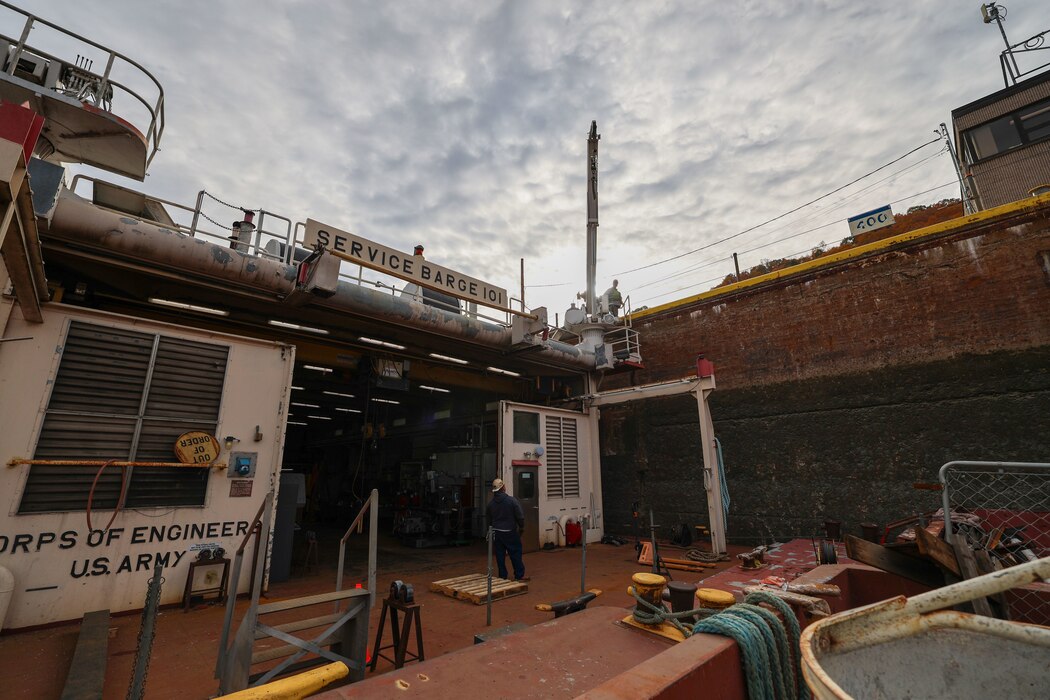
[430,574,528,605]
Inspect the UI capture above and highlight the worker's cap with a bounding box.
[491,478,505,492]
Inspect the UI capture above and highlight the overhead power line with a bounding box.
[615,136,945,276]
[648,147,950,286]
[636,179,960,306]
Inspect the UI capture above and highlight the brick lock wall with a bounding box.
[600,204,1050,543]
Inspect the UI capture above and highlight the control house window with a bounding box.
[962,96,1050,162]
[18,321,229,513]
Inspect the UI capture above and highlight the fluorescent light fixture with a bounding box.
[487,366,521,377]
[288,421,308,426]
[323,391,355,398]
[148,297,229,316]
[372,398,400,405]
[291,386,305,391]
[291,402,319,408]
[359,336,406,350]
[335,407,362,413]
[268,319,329,335]
[307,415,332,420]
[419,385,450,393]
[428,352,468,365]
[303,365,333,373]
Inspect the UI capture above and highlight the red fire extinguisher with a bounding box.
[565,519,583,547]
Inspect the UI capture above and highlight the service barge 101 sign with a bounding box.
[303,218,509,310]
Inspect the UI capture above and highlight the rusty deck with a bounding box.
[316,605,745,699]
[429,573,528,604]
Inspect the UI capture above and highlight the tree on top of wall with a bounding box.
[717,199,963,288]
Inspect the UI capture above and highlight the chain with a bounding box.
[197,209,240,231]
[202,189,258,213]
[126,569,164,700]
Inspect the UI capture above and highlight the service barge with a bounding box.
[0,3,1048,699]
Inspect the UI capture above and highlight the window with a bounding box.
[962,96,1050,162]
[1021,101,1050,142]
[515,469,535,500]
[19,321,229,513]
[545,415,580,499]
[512,410,540,443]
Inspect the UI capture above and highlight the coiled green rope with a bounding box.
[692,591,810,700]
[629,590,717,638]
[628,588,810,700]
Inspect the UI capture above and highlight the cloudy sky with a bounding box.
[13,0,1048,317]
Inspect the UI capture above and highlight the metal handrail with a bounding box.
[69,174,198,227]
[0,1,165,161]
[65,174,519,327]
[7,457,226,470]
[254,210,293,261]
[335,489,378,611]
[216,491,274,680]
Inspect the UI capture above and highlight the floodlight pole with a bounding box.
[585,121,600,319]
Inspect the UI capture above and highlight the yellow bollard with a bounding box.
[694,587,736,612]
[622,572,687,642]
[627,572,667,609]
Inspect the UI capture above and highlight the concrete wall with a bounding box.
[599,199,1050,543]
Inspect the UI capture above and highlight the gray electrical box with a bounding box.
[227,451,257,478]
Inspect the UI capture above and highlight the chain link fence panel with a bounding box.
[940,461,1050,624]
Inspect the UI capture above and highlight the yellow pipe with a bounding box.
[632,191,1050,320]
[219,662,349,699]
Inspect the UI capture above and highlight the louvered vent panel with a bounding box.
[126,419,214,507]
[144,337,228,420]
[45,321,153,415]
[561,419,580,498]
[544,416,581,499]
[21,414,136,513]
[20,322,228,513]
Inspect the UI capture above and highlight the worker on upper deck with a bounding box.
[604,279,623,316]
[401,244,462,314]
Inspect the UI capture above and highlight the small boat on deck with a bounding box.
[800,556,1050,700]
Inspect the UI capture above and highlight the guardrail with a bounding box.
[335,489,378,611]
[0,1,165,166]
[64,176,603,334]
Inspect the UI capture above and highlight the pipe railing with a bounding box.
[335,489,378,611]
[216,491,273,681]
[0,1,165,161]
[60,176,573,333]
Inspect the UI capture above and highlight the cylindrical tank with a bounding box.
[564,306,586,326]
[0,565,14,632]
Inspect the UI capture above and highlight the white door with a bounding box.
[497,401,602,549]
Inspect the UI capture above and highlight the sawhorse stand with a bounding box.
[369,598,424,671]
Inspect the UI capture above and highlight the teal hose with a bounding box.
[714,437,730,521]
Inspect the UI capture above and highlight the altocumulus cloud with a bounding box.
[14,0,1047,311]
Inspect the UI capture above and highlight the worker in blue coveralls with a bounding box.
[486,478,529,581]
